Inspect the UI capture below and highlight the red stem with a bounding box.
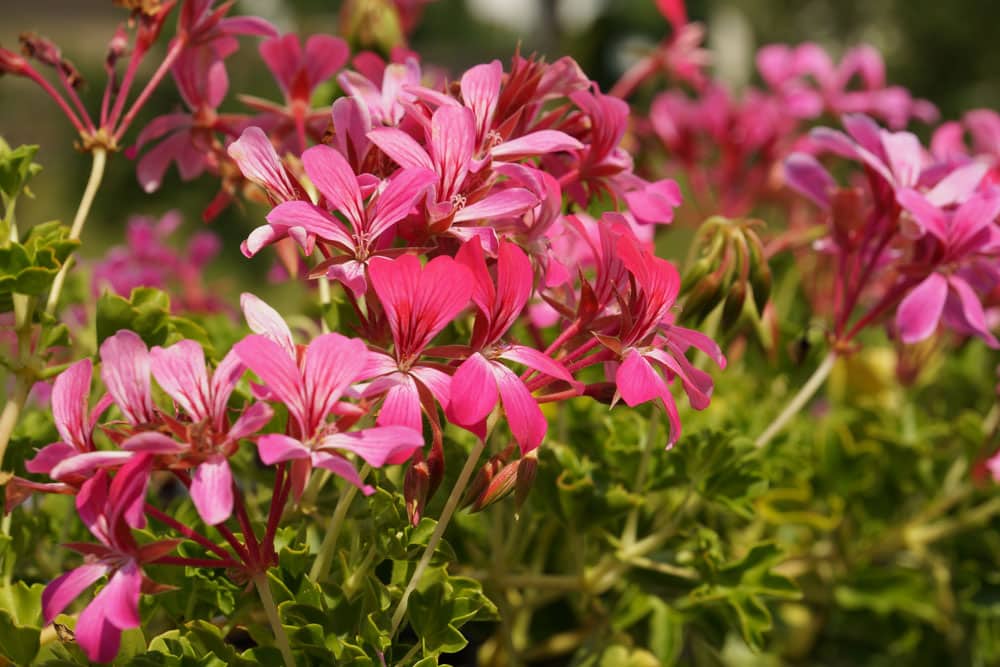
[153,555,239,568]
[106,43,147,129]
[609,53,659,100]
[233,487,261,566]
[144,503,233,561]
[57,69,95,133]
[262,463,288,559]
[21,64,86,133]
[113,37,185,142]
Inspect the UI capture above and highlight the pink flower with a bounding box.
[364,255,473,432]
[42,455,177,663]
[233,332,423,499]
[894,189,1000,347]
[121,341,273,525]
[227,126,303,205]
[256,143,436,295]
[447,240,580,451]
[338,55,422,127]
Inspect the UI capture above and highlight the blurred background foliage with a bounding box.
[3,0,1000,304]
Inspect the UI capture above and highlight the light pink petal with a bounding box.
[493,363,547,453]
[227,126,298,202]
[26,442,77,474]
[52,359,93,452]
[447,353,499,427]
[301,144,365,228]
[42,563,109,623]
[191,456,233,525]
[490,130,583,159]
[257,434,310,465]
[896,273,948,344]
[217,16,279,38]
[121,432,187,454]
[267,200,355,248]
[951,192,1000,251]
[361,350,400,379]
[784,153,835,209]
[228,402,274,441]
[100,330,153,425]
[312,451,374,495]
[108,453,153,530]
[319,425,423,467]
[460,60,502,141]
[233,335,307,428]
[431,106,476,199]
[136,131,187,193]
[880,130,924,188]
[451,188,539,223]
[367,127,435,171]
[326,258,369,298]
[925,161,989,208]
[209,350,246,427]
[240,293,295,357]
[134,112,190,152]
[616,348,668,407]
[150,340,212,421]
[303,334,369,426]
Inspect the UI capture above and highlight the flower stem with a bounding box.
[390,436,486,636]
[308,466,368,582]
[252,571,295,667]
[45,148,107,316]
[0,380,31,470]
[754,350,837,449]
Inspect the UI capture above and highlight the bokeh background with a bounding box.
[3,0,999,297]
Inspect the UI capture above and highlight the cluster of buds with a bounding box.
[680,216,771,339]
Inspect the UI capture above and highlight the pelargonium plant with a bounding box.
[1,1,999,665]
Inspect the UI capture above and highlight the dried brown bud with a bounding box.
[19,32,83,88]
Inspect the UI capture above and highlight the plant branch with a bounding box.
[754,350,837,449]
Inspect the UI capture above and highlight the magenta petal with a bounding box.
[191,456,233,525]
[925,161,989,207]
[896,273,948,344]
[257,434,310,465]
[500,346,580,388]
[368,167,437,239]
[26,442,77,474]
[367,127,435,171]
[784,153,835,209]
[319,426,423,467]
[409,365,453,409]
[451,188,538,223]
[490,130,583,159]
[50,451,134,480]
[375,376,423,432]
[121,432,187,454]
[880,129,924,188]
[460,60,502,140]
[233,335,307,428]
[227,126,298,202]
[493,364,547,453]
[98,562,142,630]
[301,144,365,228]
[228,402,274,441]
[42,563,108,623]
[74,599,122,663]
[267,200,354,248]
[52,359,93,452]
[616,349,667,407]
[100,331,153,425]
[447,353,499,427]
[947,275,1000,348]
[312,451,374,495]
[303,333,369,425]
[897,188,949,240]
[625,179,683,225]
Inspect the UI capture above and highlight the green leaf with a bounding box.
[96,288,171,346]
[0,610,40,665]
[0,140,41,201]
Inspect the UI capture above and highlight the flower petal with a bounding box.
[447,353,499,427]
[190,456,233,525]
[257,434,310,465]
[319,425,423,467]
[896,273,948,344]
[493,364,547,453]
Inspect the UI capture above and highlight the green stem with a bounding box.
[252,571,295,667]
[0,380,30,469]
[754,350,837,449]
[45,148,107,316]
[390,436,486,636]
[308,466,368,582]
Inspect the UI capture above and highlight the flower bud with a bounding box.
[720,281,747,332]
[514,451,538,512]
[403,456,430,525]
[462,444,516,511]
[469,460,519,512]
[19,32,82,88]
[339,0,406,52]
[0,47,28,77]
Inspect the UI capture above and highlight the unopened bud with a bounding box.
[720,281,747,332]
[462,444,516,510]
[470,460,519,512]
[514,451,538,512]
[0,47,28,76]
[583,381,618,405]
[680,271,724,325]
[339,0,406,52]
[19,32,82,88]
[403,456,430,525]
[830,187,865,245]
